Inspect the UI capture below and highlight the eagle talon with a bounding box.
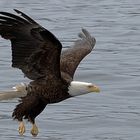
[18,121,25,135]
[30,124,39,137]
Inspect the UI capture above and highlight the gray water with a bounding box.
[0,0,140,139]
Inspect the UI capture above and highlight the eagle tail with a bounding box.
[0,83,27,101]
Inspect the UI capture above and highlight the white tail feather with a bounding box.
[0,83,27,101]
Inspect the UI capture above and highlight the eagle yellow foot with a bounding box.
[30,124,39,137]
[18,121,25,135]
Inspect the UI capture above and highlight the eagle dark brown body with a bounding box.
[0,9,97,136]
[13,78,70,124]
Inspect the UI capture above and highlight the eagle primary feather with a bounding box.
[0,9,99,136]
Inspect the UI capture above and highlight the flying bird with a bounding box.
[0,9,100,136]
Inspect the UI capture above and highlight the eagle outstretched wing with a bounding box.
[0,9,96,82]
[0,9,62,80]
[60,29,96,81]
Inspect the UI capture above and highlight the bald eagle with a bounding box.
[0,9,100,136]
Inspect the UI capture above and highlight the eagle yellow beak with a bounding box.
[88,85,100,93]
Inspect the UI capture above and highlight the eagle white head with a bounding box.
[68,81,100,97]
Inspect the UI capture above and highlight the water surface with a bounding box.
[0,0,140,139]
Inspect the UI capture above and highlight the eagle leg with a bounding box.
[28,117,39,137]
[18,121,26,135]
[13,94,47,136]
[30,122,39,137]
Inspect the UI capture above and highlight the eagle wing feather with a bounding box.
[60,29,96,80]
[0,9,62,80]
